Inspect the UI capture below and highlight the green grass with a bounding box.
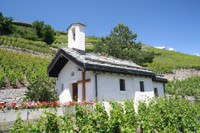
[85,45,94,52]
[146,46,200,73]
[53,34,68,44]
[85,36,100,44]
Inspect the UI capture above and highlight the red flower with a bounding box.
[63,101,73,106]
[52,101,59,107]
[10,102,17,108]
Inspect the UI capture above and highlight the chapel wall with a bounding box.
[57,61,82,102]
[97,73,134,101]
[152,82,165,97]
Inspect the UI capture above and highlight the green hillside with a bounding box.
[52,41,200,74]
[1,34,200,88]
[0,36,54,55]
[1,15,200,97]
[146,46,200,73]
[166,76,200,98]
[0,49,51,87]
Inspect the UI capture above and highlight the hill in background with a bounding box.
[0,16,200,98]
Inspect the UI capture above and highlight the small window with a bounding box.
[71,71,75,76]
[120,79,125,91]
[72,28,76,41]
[73,32,75,40]
[154,88,158,97]
[61,83,64,91]
[140,81,145,92]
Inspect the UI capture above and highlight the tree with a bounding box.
[94,23,154,66]
[42,25,55,45]
[25,79,57,102]
[32,20,45,38]
[0,12,14,35]
[32,21,55,44]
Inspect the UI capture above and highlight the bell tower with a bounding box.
[67,23,86,50]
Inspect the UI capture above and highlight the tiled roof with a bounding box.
[64,48,153,72]
[47,48,167,83]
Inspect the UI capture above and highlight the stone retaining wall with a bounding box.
[0,88,27,103]
[0,107,75,123]
[164,69,200,81]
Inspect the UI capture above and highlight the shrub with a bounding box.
[25,79,57,102]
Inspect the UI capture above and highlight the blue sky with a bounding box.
[0,0,200,56]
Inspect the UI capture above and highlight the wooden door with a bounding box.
[72,83,78,101]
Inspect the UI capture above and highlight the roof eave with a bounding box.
[47,49,63,77]
[85,63,155,77]
[153,77,168,83]
[47,49,85,77]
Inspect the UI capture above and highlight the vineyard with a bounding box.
[0,49,51,87]
[9,98,200,132]
[0,36,54,55]
[0,35,97,88]
[52,34,67,46]
[0,18,200,132]
[146,46,200,73]
[165,76,200,98]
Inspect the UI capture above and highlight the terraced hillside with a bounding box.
[0,48,51,88]
[0,35,99,88]
[146,46,200,74]
[1,22,200,99]
[0,36,55,55]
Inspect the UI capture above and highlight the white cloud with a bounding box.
[154,46,166,49]
[154,46,175,51]
[195,53,200,56]
[168,48,175,51]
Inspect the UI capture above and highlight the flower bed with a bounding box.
[0,101,93,110]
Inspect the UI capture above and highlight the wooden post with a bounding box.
[82,70,86,101]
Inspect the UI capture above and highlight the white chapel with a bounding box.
[47,23,167,102]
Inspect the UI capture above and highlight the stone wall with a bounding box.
[0,88,27,103]
[164,69,200,81]
[0,107,75,122]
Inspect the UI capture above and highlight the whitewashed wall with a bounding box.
[77,71,94,102]
[56,61,93,102]
[97,73,133,101]
[153,82,165,97]
[133,76,155,101]
[96,73,157,102]
[133,76,154,92]
[56,62,165,103]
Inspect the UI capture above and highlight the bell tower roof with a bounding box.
[67,22,86,31]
